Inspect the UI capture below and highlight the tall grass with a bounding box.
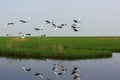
[1,36,119,59]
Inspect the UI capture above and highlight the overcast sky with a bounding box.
[0,0,120,36]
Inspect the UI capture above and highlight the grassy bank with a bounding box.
[1,36,120,59]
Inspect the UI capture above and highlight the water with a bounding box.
[0,53,120,80]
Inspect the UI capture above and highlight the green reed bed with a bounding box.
[0,36,120,59]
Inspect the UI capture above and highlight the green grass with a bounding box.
[1,36,120,59]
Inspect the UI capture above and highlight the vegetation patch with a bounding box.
[0,36,119,59]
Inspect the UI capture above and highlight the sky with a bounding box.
[0,0,120,36]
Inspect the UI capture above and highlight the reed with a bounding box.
[1,36,120,59]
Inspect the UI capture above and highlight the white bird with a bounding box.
[52,63,59,71]
[45,19,52,24]
[71,23,81,32]
[59,65,67,72]
[33,72,44,78]
[73,76,81,80]
[41,34,46,38]
[53,23,67,30]
[19,34,26,39]
[34,28,43,31]
[53,64,59,67]
[7,22,15,25]
[25,33,31,36]
[19,17,31,23]
[60,68,67,73]
[52,21,58,27]
[4,20,15,27]
[73,67,80,71]
[54,72,63,76]
[73,28,81,32]
[22,67,31,72]
[52,67,59,71]
[57,24,67,28]
[71,23,80,28]
[34,25,43,31]
[73,17,82,23]
[71,71,80,76]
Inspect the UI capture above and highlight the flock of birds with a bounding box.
[5,17,82,79]
[22,62,81,80]
[5,17,82,38]
[22,66,49,80]
[51,63,81,80]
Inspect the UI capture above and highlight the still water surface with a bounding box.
[0,53,120,80]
